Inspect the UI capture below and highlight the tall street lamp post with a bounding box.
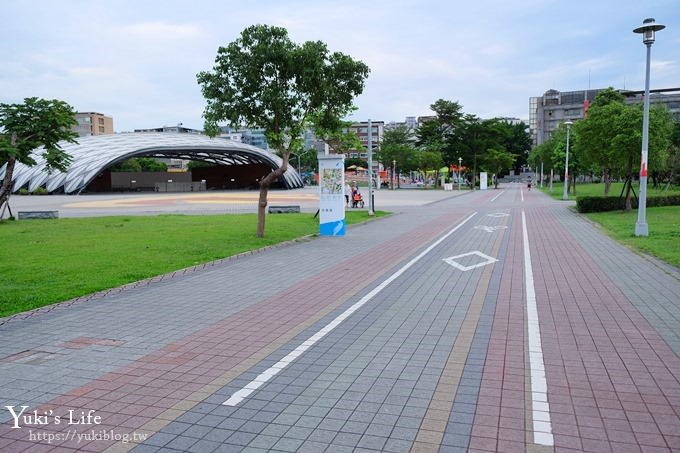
[633,17,665,236]
[458,157,462,191]
[367,119,374,215]
[562,121,573,201]
[392,160,396,190]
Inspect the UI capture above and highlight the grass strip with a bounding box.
[539,181,680,201]
[0,211,386,317]
[585,206,680,269]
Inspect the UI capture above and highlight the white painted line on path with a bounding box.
[223,211,479,406]
[490,190,505,202]
[520,187,525,202]
[522,210,553,446]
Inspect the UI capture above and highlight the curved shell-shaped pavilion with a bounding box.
[0,133,304,193]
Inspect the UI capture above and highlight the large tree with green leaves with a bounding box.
[573,88,626,195]
[307,111,362,157]
[1,97,78,218]
[197,24,369,236]
[416,99,465,166]
[497,120,532,173]
[574,87,673,207]
[378,124,417,188]
[661,120,680,191]
[483,148,516,188]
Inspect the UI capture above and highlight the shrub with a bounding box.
[577,194,680,213]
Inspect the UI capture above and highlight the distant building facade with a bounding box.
[74,112,114,136]
[345,121,384,159]
[132,125,203,169]
[134,124,203,134]
[240,129,269,150]
[216,126,268,150]
[530,87,680,147]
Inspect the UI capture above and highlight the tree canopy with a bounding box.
[1,97,78,217]
[528,87,675,204]
[411,99,530,185]
[573,88,673,203]
[111,157,168,173]
[197,24,369,236]
[483,148,517,186]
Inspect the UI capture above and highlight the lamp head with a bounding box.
[634,18,665,45]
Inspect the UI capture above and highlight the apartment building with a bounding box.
[345,121,384,159]
[529,87,680,147]
[74,112,114,136]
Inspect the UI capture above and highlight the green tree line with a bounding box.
[376,99,530,187]
[528,87,678,209]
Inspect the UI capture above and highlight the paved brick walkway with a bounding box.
[1,185,679,452]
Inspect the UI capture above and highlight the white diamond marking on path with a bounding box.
[443,251,499,272]
[474,225,509,233]
[487,212,510,218]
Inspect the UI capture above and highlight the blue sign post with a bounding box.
[318,154,346,236]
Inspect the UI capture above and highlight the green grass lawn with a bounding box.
[0,211,386,317]
[540,181,680,201]
[585,206,680,269]
[536,182,680,267]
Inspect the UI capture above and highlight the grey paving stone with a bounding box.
[284,425,313,440]
[181,424,213,439]
[247,434,279,449]
[226,430,258,446]
[163,435,198,451]
[358,434,388,450]
[383,437,413,452]
[238,420,269,434]
[296,440,330,452]
[203,428,234,443]
[142,432,176,448]
[272,436,305,452]
[217,417,247,431]
[131,444,162,453]
[259,423,290,438]
[333,432,362,447]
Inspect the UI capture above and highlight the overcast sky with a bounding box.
[2,0,678,132]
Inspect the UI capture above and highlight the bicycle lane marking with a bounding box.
[222,211,479,406]
[522,210,553,446]
[414,207,511,450]
[490,190,505,202]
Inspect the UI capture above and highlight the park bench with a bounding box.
[17,210,59,220]
[268,205,300,214]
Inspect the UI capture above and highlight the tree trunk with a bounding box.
[624,156,634,212]
[0,155,17,220]
[255,152,289,238]
[663,166,675,193]
[571,174,576,197]
[604,172,611,196]
[472,154,477,191]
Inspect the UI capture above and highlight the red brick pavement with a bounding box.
[527,206,680,452]
[471,207,529,453]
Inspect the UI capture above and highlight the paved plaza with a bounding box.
[1,185,679,452]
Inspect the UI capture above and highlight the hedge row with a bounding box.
[576,194,680,213]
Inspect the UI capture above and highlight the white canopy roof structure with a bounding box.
[0,133,304,193]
